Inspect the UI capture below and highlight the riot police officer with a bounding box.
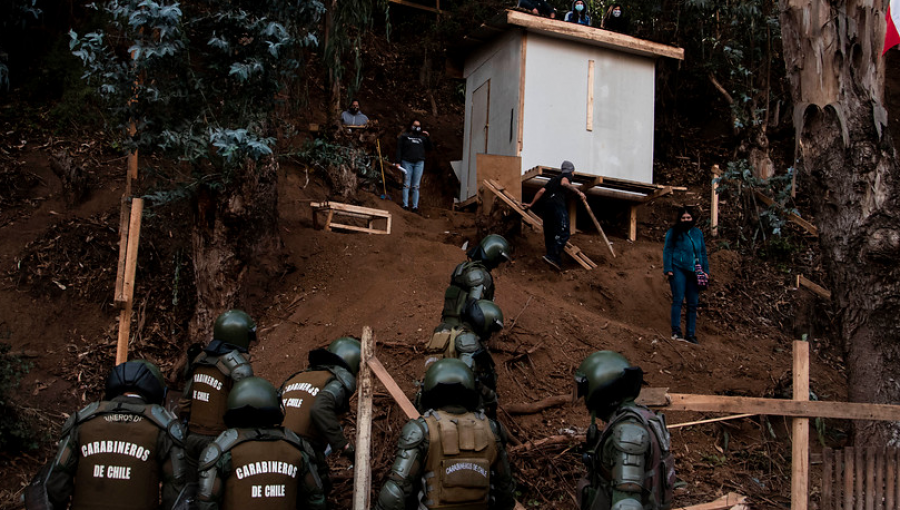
[279,336,360,493]
[196,377,326,510]
[375,359,516,510]
[33,360,187,510]
[178,309,256,478]
[436,234,511,332]
[425,299,504,416]
[575,352,675,510]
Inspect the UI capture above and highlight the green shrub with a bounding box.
[0,342,37,452]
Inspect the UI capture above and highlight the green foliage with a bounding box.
[294,138,374,177]
[0,343,37,452]
[70,0,322,188]
[0,0,42,91]
[325,0,389,102]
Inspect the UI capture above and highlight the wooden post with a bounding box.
[586,60,595,131]
[569,197,578,236]
[353,326,375,510]
[845,446,855,510]
[115,198,144,365]
[114,198,131,305]
[835,449,843,510]
[711,164,720,237]
[368,356,419,420]
[866,448,875,510]
[886,450,895,510]
[792,339,810,510]
[823,448,833,510]
[628,205,638,242]
[856,447,864,510]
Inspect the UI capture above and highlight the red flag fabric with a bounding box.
[885,0,900,55]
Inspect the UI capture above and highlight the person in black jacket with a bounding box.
[517,0,556,18]
[396,118,433,212]
[522,160,585,271]
[602,4,630,34]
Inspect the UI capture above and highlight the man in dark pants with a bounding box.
[523,160,585,270]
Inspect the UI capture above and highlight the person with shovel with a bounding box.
[522,160,585,271]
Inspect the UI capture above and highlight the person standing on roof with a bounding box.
[397,118,433,213]
[601,3,630,33]
[565,0,592,25]
[517,0,557,18]
[522,160,585,271]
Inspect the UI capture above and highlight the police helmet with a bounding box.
[467,234,511,270]
[574,351,643,419]
[463,300,504,339]
[213,309,257,350]
[309,336,362,375]
[224,377,284,428]
[420,358,478,411]
[105,360,166,405]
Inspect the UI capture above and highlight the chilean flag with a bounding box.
[886,0,900,54]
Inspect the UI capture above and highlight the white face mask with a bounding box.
[612,9,621,17]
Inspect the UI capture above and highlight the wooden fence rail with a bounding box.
[822,447,900,510]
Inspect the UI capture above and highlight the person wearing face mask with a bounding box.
[396,118,433,212]
[565,0,591,25]
[602,3,630,34]
[340,99,369,126]
[662,206,709,345]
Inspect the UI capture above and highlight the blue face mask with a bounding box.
[575,3,584,11]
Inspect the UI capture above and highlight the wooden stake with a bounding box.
[586,60,595,131]
[628,205,638,242]
[667,413,755,430]
[792,339,810,510]
[711,164,720,237]
[368,356,419,420]
[823,448,833,510]
[114,198,131,306]
[353,326,375,510]
[580,195,616,258]
[845,446,855,510]
[115,198,144,365]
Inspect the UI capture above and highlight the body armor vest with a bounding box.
[71,406,161,510]
[188,362,232,436]
[424,328,463,370]
[281,370,334,447]
[223,438,305,510]
[422,411,498,510]
[441,262,494,321]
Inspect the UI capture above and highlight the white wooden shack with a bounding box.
[457,10,684,202]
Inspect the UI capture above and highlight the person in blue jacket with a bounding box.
[565,0,591,25]
[663,206,709,344]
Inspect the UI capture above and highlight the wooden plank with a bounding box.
[866,448,875,510]
[505,10,685,60]
[875,449,884,510]
[353,327,375,510]
[667,413,755,430]
[521,166,544,182]
[824,448,833,510]
[115,198,144,365]
[856,447,864,510]
[477,154,522,208]
[114,198,131,306]
[327,222,390,235]
[455,195,478,210]
[711,165,720,237]
[846,447,855,510]
[672,492,747,510]
[586,60,594,131]
[752,189,819,236]
[798,274,832,300]
[640,185,673,204]
[636,387,670,407]
[311,201,391,218]
[323,209,335,232]
[568,197,577,236]
[580,196,616,258]
[895,449,900,510]
[628,206,638,242]
[664,394,900,421]
[516,31,527,155]
[887,449,896,510]
[836,449,844,510]
[793,340,810,510]
[598,175,665,191]
[368,356,419,420]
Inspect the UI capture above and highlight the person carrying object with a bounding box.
[396,118,433,212]
[662,206,709,345]
[522,160,585,271]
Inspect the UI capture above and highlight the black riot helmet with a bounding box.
[420,358,478,412]
[574,351,643,420]
[224,377,284,428]
[213,309,257,351]
[463,300,504,339]
[309,336,362,375]
[466,234,511,270]
[105,360,167,405]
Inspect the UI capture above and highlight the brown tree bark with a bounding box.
[780,0,900,445]
[189,157,281,341]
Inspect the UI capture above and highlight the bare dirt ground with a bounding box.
[0,132,847,508]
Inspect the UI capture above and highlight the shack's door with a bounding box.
[467,80,490,199]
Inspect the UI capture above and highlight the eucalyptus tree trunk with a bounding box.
[780,0,900,445]
[189,157,281,341]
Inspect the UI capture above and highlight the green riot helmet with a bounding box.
[420,358,478,411]
[463,300,504,339]
[574,351,644,420]
[467,234,511,270]
[105,360,166,405]
[224,376,284,428]
[308,336,362,375]
[213,309,257,351]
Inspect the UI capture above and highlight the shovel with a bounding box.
[376,140,391,200]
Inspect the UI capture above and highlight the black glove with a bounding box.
[342,444,356,459]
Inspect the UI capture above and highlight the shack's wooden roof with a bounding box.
[460,9,684,61]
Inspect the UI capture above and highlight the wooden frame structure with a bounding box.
[522,166,680,241]
[311,202,392,235]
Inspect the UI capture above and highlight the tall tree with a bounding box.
[780,0,900,444]
[71,0,322,340]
